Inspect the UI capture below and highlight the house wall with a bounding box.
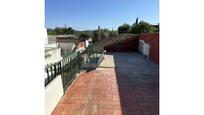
[45,28,48,45]
[45,48,62,65]
[45,75,64,115]
[58,43,75,51]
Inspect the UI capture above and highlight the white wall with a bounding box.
[45,48,62,65]
[45,28,48,45]
[45,75,64,115]
[58,43,75,51]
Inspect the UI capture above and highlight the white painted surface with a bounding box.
[45,75,64,115]
[47,35,56,44]
[45,48,62,65]
[45,28,48,45]
[139,40,144,53]
[85,40,89,48]
[58,43,75,51]
[143,43,150,57]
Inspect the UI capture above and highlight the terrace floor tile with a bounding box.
[51,53,159,115]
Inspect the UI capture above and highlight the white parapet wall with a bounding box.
[45,75,64,115]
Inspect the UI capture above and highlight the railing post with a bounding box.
[77,51,81,72]
[46,67,49,85]
[54,63,56,77]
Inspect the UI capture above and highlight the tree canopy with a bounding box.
[47,27,75,35]
[118,23,131,34]
[79,33,92,41]
[130,20,158,34]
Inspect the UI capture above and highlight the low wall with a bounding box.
[45,75,64,115]
[139,33,159,64]
[104,33,159,64]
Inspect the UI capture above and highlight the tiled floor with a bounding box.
[51,53,159,115]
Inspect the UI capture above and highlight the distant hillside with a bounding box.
[74,30,95,35]
[46,28,95,35]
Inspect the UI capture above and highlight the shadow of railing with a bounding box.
[111,52,159,115]
[80,50,105,72]
[45,44,105,92]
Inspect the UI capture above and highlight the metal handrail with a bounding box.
[44,44,105,87]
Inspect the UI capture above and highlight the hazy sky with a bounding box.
[45,0,159,30]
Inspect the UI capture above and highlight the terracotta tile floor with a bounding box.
[51,53,159,115]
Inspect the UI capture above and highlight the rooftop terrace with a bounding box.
[51,52,159,115]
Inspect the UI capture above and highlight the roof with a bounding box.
[56,34,77,38]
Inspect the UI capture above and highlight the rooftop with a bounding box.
[51,52,159,115]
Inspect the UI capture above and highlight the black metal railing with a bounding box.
[80,50,105,70]
[44,44,105,89]
[61,52,80,91]
[44,61,62,86]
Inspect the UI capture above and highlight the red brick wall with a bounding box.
[139,33,159,64]
[104,33,159,64]
[104,36,139,52]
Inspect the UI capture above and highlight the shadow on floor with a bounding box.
[111,52,159,115]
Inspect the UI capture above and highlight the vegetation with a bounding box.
[47,27,75,35]
[131,21,154,34]
[118,23,131,34]
[92,30,98,43]
[47,18,159,43]
[109,30,117,37]
[79,32,92,41]
[91,28,117,43]
[117,18,159,34]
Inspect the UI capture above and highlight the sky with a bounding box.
[45,0,159,30]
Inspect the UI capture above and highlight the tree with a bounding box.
[118,23,131,34]
[92,30,98,43]
[109,30,117,37]
[130,21,157,34]
[101,28,110,39]
[54,27,75,35]
[79,33,91,41]
[136,17,139,25]
[137,21,151,33]
[65,27,74,34]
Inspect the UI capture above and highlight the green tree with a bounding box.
[109,30,117,37]
[65,27,74,34]
[136,17,139,25]
[131,21,157,34]
[101,28,110,39]
[54,27,75,35]
[118,23,131,34]
[92,30,98,43]
[137,21,151,33]
[79,33,91,41]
